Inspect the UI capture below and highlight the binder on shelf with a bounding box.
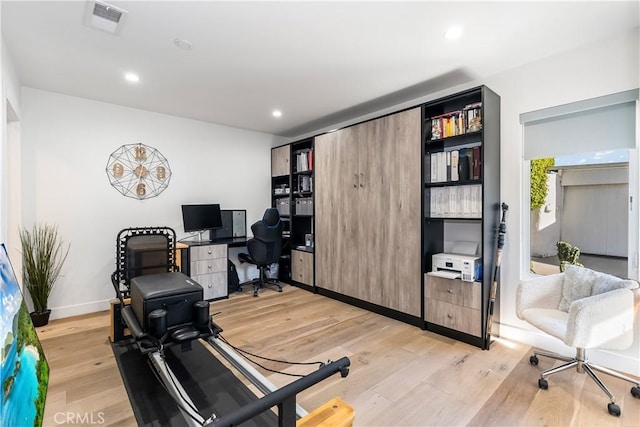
[430,153,438,183]
[428,184,482,218]
[458,148,470,181]
[424,154,431,183]
[461,185,471,217]
[465,149,473,180]
[450,150,459,181]
[472,146,481,180]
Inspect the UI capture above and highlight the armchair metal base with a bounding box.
[240,265,282,297]
[530,348,640,416]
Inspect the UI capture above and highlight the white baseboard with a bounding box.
[499,323,640,378]
[49,299,112,320]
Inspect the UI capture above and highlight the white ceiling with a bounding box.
[2,1,639,138]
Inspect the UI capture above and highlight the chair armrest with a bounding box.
[516,273,564,319]
[565,288,635,349]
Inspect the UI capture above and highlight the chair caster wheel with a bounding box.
[631,386,640,398]
[278,288,283,293]
[538,378,548,390]
[607,403,621,417]
[253,293,258,297]
[529,355,539,366]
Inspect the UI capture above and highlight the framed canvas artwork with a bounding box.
[1,243,49,426]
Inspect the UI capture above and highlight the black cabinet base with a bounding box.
[425,322,486,349]
[289,281,314,293]
[316,287,423,328]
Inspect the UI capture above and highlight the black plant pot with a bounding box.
[30,309,52,327]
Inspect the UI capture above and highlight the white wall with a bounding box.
[2,36,24,281]
[20,88,285,319]
[484,28,639,375]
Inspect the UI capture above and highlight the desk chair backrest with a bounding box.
[247,208,283,266]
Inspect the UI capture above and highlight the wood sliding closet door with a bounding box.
[315,107,421,317]
[384,108,421,316]
[315,126,359,296]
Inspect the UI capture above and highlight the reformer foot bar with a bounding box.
[114,272,351,427]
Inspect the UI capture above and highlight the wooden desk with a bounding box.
[176,242,188,270]
[179,238,247,300]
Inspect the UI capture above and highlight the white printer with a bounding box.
[431,253,480,282]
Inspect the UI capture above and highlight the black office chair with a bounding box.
[238,208,283,297]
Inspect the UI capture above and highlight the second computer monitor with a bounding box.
[210,210,246,240]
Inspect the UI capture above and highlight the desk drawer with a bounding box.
[424,275,481,309]
[425,298,482,337]
[190,244,227,261]
[190,258,226,276]
[193,272,227,300]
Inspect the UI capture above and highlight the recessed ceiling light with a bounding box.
[124,72,139,83]
[272,110,282,118]
[173,38,192,50]
[444,26,463,40]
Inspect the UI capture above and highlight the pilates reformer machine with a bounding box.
[112,271,351,426]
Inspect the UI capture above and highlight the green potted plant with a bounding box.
[19,223,70,327]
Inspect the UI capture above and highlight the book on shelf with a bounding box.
[297,175,312,192]
[463,102,482,133]
[296,149,313,172]
[428,102,483,140]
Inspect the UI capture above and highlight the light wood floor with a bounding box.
[38,285,639,426]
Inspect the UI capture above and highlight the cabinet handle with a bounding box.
[208,250,212,254]
[360,173,364,188]
[208,264,212,269]
[353,173,358,188]
[447,314,453,319]
[208,284,212,288]
[447,289,453,294]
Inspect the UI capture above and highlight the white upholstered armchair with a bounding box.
[516,265,640,416]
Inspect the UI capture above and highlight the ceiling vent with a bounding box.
[84,1,128,35]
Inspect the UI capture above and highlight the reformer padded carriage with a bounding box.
[110,227,352,426]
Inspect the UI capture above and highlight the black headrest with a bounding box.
[262,208,280,226]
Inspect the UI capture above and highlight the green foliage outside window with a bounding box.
[530,157,555,210]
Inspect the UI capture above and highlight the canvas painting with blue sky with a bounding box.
[1,243,49,427]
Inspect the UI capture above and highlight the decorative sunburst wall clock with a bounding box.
[106,143,172,199]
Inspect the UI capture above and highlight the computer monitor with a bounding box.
[181,204,223,235]
[210,209,247,240]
